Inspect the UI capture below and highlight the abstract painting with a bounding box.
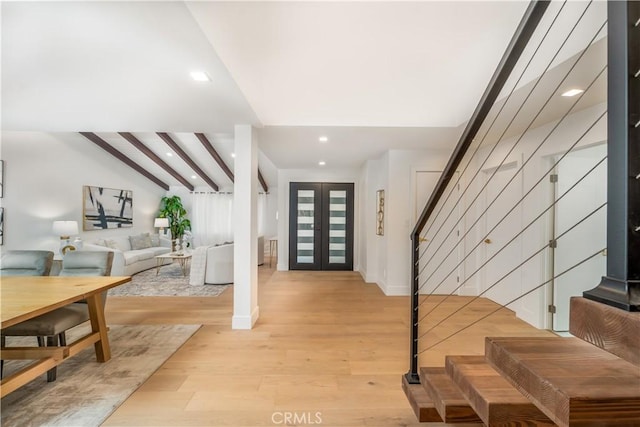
[83,186,133,230]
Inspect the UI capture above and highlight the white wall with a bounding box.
[277,167,360,271]
[0,131,167,252]
[459,102,607,328]
[358,149,452,295]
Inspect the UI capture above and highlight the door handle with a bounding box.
[484,238,492,244]
[419,237,429,243]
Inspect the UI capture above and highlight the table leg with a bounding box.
[86,292,110,362]
[156,258,162,276]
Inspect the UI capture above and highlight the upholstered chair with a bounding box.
[1,251,114,381]
[0,250,54,276]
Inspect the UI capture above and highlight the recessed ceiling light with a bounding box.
[191,175,197,179]
[319,136,329,143]
[166,152,173,157]
[190,71,211,82]
[231,153,236,158]
[318,161,326,166]
[561,88,584,97]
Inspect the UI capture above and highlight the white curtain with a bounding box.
[191,193,234,247]
[191,192,267,248]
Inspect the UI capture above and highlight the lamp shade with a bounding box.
[154,218,169,228]
[52,220,78,237]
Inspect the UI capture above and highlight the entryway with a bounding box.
[288,182,354,270]
[550,143,607,331]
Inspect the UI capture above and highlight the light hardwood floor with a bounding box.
[103,259,554,427]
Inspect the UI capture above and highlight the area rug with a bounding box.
[108,263,230,297]
[1,323,200,427]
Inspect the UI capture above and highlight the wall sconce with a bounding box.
[154,217,169,235]
[52,220,79,255]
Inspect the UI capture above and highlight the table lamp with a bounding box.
[52,220,79,255]
[154,217,169,235]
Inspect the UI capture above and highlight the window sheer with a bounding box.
[191,192,267,247]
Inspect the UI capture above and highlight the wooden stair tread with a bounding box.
[401,374,443,422]
[420,367,482,423]
[445,355,553,426]
[486,336,640,427]
[570,297,640,366]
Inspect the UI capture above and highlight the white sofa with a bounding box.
[189,236,264,285]
[82,233,172,276]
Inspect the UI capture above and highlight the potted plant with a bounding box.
[158,195,191,251]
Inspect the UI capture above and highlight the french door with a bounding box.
[289,182,354,270]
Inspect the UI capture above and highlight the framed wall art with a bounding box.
[83,186,133,230]
[0,207,4,245]
[376,189,384,236]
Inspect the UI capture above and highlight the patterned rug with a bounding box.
[1,323,200,427]
[108,263,230,297]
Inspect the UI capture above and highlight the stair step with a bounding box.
[445,356,553,426]
[401,374,443,422]
[420,367,482,423]
[570,296,640,366]
[485,336,640,427]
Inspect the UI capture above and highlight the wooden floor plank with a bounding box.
[102,257,554,426]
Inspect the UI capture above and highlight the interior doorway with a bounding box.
[413,170,462,295]
[288,182,354,271]
[480,162,523,308]
[551,143,607,331]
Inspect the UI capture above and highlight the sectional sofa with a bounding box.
[82,233,172,276]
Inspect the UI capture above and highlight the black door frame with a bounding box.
[289,182,354,271]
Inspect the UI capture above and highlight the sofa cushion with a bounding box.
[128,249,155,261]
[104,236,131,251]
[150,246,171,257]
[150,234,160,246]
[122,252,142,265]
[130,233,152,250]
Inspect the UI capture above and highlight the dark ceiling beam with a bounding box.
[119,132,194,191]
[258,170,269,193]
[194,133,235,184]
[79,132,169,191]
[195,132,269,192]
[157,132,219,191]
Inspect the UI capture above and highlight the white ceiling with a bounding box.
[1,1,605,177]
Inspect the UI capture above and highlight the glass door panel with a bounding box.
[328,190,347,264]
[296,189,316,264]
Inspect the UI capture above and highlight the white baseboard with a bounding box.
[232,306,260,330]
[383,283,410,296]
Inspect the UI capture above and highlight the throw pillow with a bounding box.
[129,233,152,250]
[150,234,160,247]
[93,239,107,247]
[104,239,120,250]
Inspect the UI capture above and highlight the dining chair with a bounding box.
[0,250,54,276]
[1,251,114,381]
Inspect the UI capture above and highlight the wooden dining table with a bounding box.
[0,275,130,397]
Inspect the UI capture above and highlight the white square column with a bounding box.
[232,125,259,329]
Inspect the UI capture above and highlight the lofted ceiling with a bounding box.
[1,1,606,181]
